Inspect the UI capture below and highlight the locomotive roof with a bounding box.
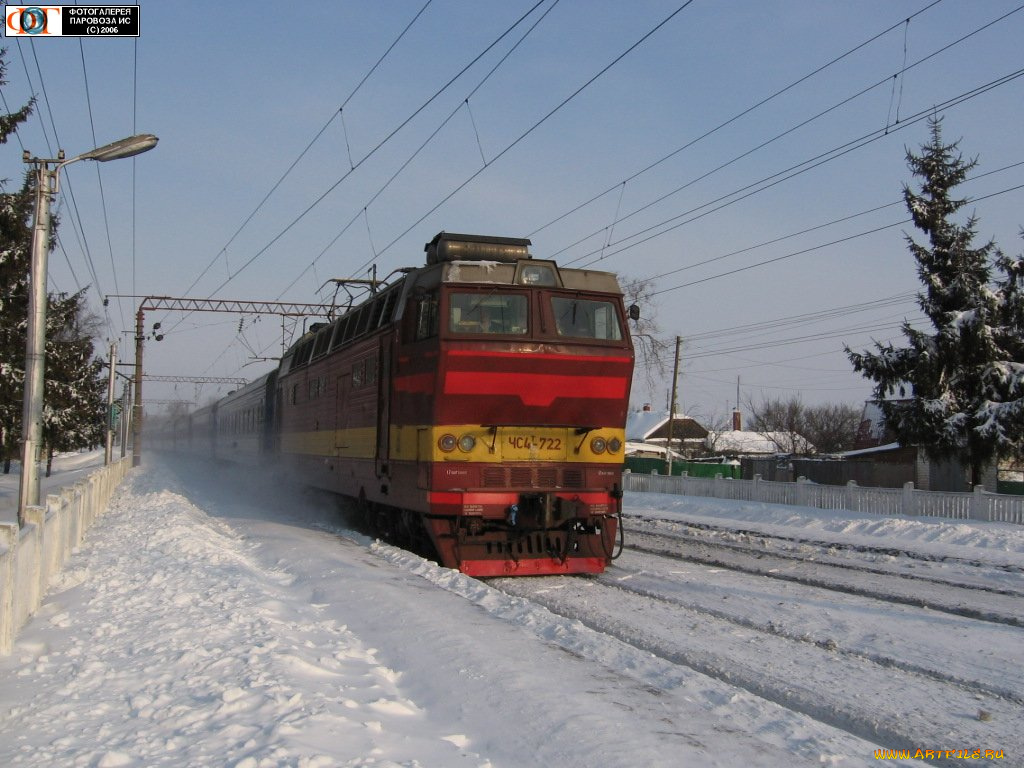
[279,233,624,367]
[420,231,621,293]
[410,259,622,294]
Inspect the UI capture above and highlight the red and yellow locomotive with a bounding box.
[181,232,635,576]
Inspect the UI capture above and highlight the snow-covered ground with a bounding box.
[1,452,1021,767]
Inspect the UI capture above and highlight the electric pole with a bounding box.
[665,336,681,476]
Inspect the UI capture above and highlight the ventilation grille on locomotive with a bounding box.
[481,467,585,489]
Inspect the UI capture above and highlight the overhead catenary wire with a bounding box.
[173,0,438,306]
[203,0,1003,342]
[282,0,564,299]
[649,180,1024,297]
[78,39,126,334]
[528,0,948,240]
[365,1,698,269]
[190,0,551,307]
[19,38,115,338]
[550,3,1023,268]
[568,66,1024,274]
[189,1,558,374]
[641,158,1024,288]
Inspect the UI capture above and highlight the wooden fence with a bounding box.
[623,471,1024,525]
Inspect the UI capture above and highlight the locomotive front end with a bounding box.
[395,232,634,576]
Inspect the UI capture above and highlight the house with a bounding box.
[847,400,996,492]
[706,429,814,456]
[625,405,708,459]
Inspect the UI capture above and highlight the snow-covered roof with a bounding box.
[854,401,889,448]
[624,441,685,460]
[626,409,688,441]
[707,430,815,455]
[838,442,903,458]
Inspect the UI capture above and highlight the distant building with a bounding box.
[706,430,814,456]
[847,400,996,492]
[625,404,708,459]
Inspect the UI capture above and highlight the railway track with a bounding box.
[490,540,1024,767]
[624,526,1024,627]
[628,512,1024,585]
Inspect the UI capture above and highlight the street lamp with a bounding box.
[17,134,158,527]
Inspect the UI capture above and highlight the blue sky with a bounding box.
[2,0,1022,422]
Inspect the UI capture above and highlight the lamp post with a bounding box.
[17,134,158,527]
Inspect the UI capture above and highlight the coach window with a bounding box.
[449,293,528,335]
[550,296,623,340]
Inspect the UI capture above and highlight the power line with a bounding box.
[567,66,1024,276]
[184,0,549,307]
[555,5,1024,269]
[21,39,114,337]
[182,1,561,369]
[528,0,948,240]
[368,0,698,267]
[641,159,1024,288]
[287,0,565,296]
[174,1,436,304]
[650,180,1024,296]
[78,39,126,334]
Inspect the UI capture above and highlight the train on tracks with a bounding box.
[155,232,635,576]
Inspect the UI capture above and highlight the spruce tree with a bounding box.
[847,118,1022,486]
[42,290,106,474]
[0,49,35,472]
[984,236,1024,459]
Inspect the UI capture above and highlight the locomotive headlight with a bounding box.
[519,264,556,286]
[607,437,622,454]
[590,436,607,454]
[438,434,457,452]
[458,434,477,453]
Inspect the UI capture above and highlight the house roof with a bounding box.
[838,441,903,458]
[626,409,706,441]
[707,430,815,455]
[624,441,685,460]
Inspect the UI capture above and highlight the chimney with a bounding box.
[732,409,742,431]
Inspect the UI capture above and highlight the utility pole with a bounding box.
[17,156,55,526]
[104,341,117,465]
[119,382,131,458]
[133,307,144,467]
[665,336,682,476]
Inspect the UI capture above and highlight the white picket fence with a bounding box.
[623,471,1024,525]
[0,457,131,654]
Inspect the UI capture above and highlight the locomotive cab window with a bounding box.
[413,292,439,341]
[550,296,623,340]
[449,292,528,335]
